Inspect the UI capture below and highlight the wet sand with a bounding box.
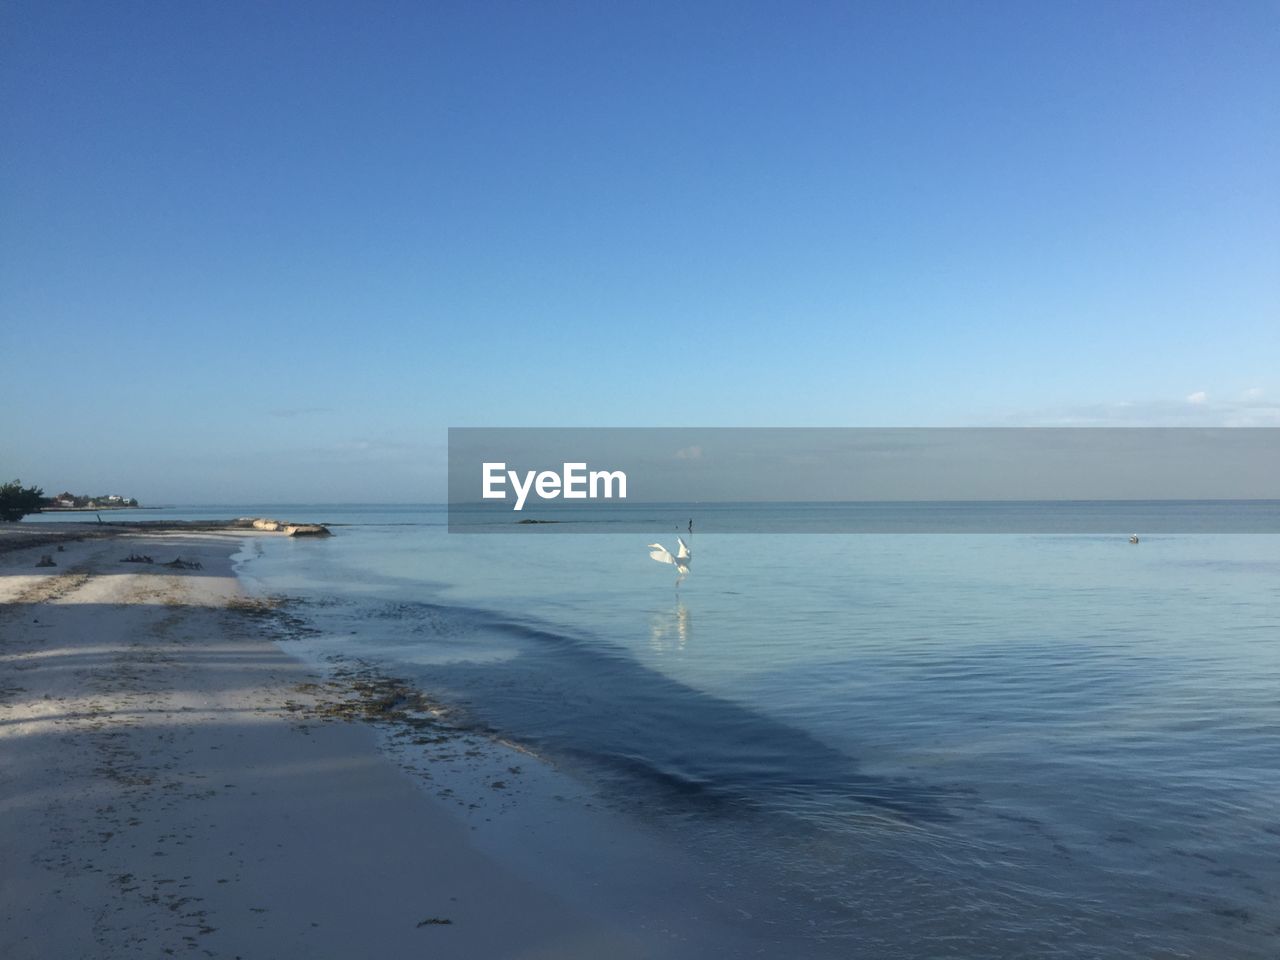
[0,529,667,959]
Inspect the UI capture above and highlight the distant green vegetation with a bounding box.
[44,490,140,510]
[0,480,44,522]
[0,482,142,520]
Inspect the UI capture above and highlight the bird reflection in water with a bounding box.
[649,602,691,655]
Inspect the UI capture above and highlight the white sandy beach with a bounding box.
[0,529,708,959]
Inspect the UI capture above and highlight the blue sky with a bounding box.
[2,1,1277,502]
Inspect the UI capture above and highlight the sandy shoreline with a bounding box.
[0,519,275,556]
[0,528,704,959]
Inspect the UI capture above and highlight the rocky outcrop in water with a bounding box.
[283,524,331,537]
[241,517,331,537]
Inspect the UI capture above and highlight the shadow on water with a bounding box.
[370,598,961,827]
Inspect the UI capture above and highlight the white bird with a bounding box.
[648,537,692,576]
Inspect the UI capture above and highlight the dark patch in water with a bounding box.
[393,605,961,826]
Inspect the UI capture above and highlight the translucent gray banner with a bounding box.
[447,428,1280,533]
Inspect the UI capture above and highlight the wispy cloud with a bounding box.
[1186,390,1208,405]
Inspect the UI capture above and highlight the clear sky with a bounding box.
[2,1,1277,502]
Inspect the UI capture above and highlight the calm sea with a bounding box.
[32,503,1280,956]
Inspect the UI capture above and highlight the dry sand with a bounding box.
[0,528,690,959]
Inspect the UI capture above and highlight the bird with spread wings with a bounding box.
[648,536,692,577]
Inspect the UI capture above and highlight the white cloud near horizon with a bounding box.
[1000,388,1280,427]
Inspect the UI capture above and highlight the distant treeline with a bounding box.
[44,491,139,509]
[2,481,141,522]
